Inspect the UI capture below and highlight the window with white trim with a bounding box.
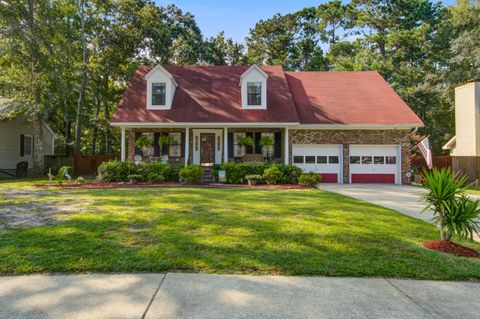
[247,82,262,106]
[169,132,182,157]
[233,132,246,157]
[152,83,166,106]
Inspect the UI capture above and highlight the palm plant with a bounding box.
[135,135,150,156]
[442,195,480,241]
[421,167,470,240]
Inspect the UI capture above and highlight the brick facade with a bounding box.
[126,127,412,184]
[288,129,412,184]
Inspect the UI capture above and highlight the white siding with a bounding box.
[0,116,55,169]
[453,82,480,156]
[145,66,176,110]
[241,66,267,109]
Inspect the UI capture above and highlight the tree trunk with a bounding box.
[91,94,101,155]
[103,73,112,155]
[74,0,88,155]
[32,116,44,175]
[438,213,447,241]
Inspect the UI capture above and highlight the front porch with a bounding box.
[119,127,290,166]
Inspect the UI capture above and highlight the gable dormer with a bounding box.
[145,65,178,110]
[239,65,268,109]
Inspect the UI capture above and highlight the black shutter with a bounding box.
[255,132,262,154]
[274,132,281,158]
[246,132,254,154]
[162,132,170,156]
[20,134,25,157]
[154,132,160,157]
[135,132,141,155]
[228,132,233,158]
[181,131,186,158]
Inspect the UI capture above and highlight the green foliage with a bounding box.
[215,162,303,184]
[146,173,165,183]
[127,174,144,183]
[54,166,72,185]
[245,174,263,180]
[239,136,254,147]
[263,166,282,185]
[158,135,173,146]
[135,135,151,149]
[179,164,203,184]
[98,160,175,182]
[298,172,321,187]
[75,176,86,184]
[421,167,471,240]
[442,195,480,241]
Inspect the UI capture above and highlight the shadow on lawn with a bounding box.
[0,187,479,279]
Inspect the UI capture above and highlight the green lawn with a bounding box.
[0,179,479,279]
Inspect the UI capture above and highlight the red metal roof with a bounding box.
[111,65,423,127]
[285,71,423,126]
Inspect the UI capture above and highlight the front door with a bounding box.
[200,133,215,165]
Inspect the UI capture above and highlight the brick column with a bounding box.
[343,143,349,184]
[128,130,136,161]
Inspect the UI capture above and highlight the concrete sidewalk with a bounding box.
[1,273,479,319]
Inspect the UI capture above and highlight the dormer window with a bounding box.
[240,65,268,109]
[145,65,178,110]
[247,82,262,106]
[152,83,166,106]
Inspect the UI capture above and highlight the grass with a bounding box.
[0,179,479,280]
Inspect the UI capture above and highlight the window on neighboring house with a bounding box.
[247,82,262,105]
[233,132,246,157]
[141,132,154,157]
[22,135,33,157]
[169,132,182,157]
[152,83,166,106]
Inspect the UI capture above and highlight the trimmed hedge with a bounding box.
[179,164,203,184]
[97,160,179,182]
[213,162,302,184]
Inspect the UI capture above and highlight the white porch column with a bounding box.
[284,127,289,165]
[184,128,189,167]
[224,127,228,163]
[120,127,126,162]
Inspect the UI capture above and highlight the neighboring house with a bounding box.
[443,80,480,182]
[0,98,56,173]
[111,65,423,184]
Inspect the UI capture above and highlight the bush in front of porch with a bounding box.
[97,160,180,182]
[213,162,302,184]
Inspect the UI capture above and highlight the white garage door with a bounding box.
[349,145,401,184]
[292,144,343,183]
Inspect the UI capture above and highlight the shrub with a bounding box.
[49,166,72,185]
[245,174,263,185]
[263,166,282,184]
[276,164,303,184]
[140,162,173,179]
[75,176,86,184]
[146,173,165,183]
[98,160,137,182]
[179,164,203,184]
[127,174,144,183]
[421,167,470,241]
[443,195,480,240]
[214,162,302,184]
[298,172,321,187]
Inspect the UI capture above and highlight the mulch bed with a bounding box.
[35,182,308,190]
[423,240,479,257]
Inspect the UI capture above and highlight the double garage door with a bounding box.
[292,144,401,184]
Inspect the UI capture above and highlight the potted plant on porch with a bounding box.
[135,135,151,157]
[158,135,173,162]
[239,135,254,149]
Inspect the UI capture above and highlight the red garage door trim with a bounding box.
[320,173,338,183]
[351,174,395,183]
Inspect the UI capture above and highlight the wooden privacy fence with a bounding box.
[44,155,116,176]
[411,155,452,172]
[74,155,116,176]
[452,156,480,183]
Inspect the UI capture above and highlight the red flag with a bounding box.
[417,137,433,169]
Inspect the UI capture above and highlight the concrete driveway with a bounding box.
[319,184,433,222]
[1,273,480,319]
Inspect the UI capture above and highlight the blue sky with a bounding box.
[156,0,457,43]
